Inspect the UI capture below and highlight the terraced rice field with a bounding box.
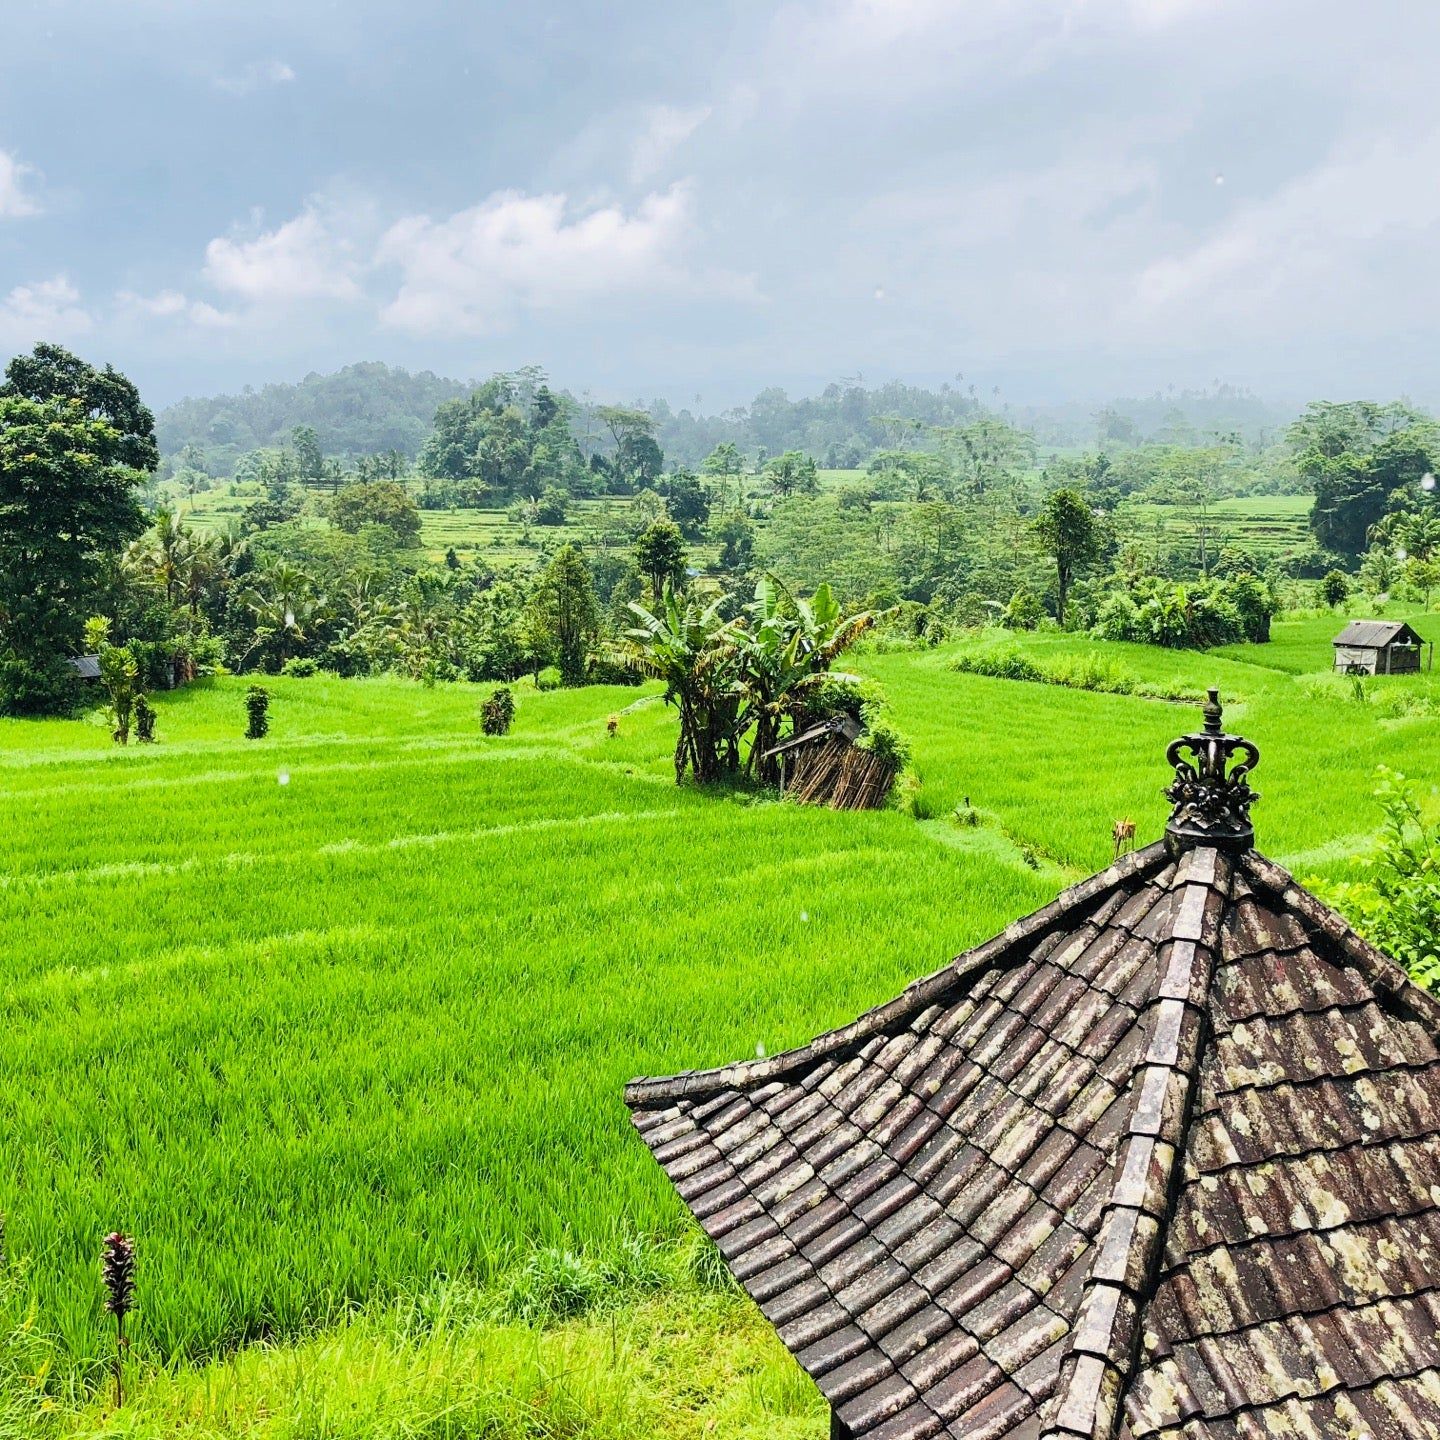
[1122,493,1314,560]
[1,608,1436,1435]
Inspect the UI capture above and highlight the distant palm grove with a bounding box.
[2,345,1437,722]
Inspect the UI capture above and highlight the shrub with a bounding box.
[856,707,910,770]
[953,647,1043,683]
[1001,587,1044,631]
[281,657,317,677]
[481,686,515,736]
[244,685,269,740]
[134,696,156,743]
[1308,768,1440,992]
[1321,569,1351,608]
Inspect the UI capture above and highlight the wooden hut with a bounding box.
[627,690,1440,1439]
[65,655,101,682]
[1332,618,1430,674]
[764,715,896,811]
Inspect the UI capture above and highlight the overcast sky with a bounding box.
[0,0,1436,411]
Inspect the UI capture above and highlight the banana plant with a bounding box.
[621,587,743,783]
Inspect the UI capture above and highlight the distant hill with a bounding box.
[156,362,471,473]
[1014,385,1297,450]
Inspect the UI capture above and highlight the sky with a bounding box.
[1,0,1437,412]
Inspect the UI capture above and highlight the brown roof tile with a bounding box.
[625,773,1440,1438]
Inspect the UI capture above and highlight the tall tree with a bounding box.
[0,344,155,713]
[634,518,689,606]
[1034,487,1102,627]
[529,544,600,686]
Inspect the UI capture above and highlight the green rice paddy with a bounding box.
[1,606,1437,1434]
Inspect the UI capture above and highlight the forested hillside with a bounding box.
[156,365,1296,474]
[155,363,471,473]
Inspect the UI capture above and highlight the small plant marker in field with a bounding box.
[101,1231,135,1408]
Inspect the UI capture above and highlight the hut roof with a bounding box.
[625,689,1440,1439]
[66,655,101,680]
[1333,619,1425,649]
[763,713,865,759]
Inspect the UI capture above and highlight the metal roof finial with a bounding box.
[1164,688,1260,853]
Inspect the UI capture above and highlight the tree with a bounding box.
[662,468,711,539]
[290,425,325,487]
[597,406,663,489]
[766,451,819,498]
[0,345,155,714]
[1034,488,1102,626]
[529,544,600,686]
[327,481,422,545]
[1321,569,1351,608]
[635,518,689,606]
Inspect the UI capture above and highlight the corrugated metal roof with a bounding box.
[626,787,1440,1437]
[66,655,101,680]
[1333,619,1424,649]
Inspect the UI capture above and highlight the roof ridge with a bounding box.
[623,840,1175,1108]
[1040,846,1235,1440]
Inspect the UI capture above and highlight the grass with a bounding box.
[2,607,1437,1435]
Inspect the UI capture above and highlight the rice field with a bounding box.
[1,607,1437,1432]
[1121,492,1314,559]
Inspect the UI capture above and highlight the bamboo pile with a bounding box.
[786,737,897,811]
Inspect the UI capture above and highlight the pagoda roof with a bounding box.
[625,693,1440,1439]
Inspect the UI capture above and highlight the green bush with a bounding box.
[245,685,270,740]
[281,657,318,677]
[1309,767,1440,992]
[481,686,515,736]
[952,647,1043,683]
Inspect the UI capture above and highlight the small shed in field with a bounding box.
[66,655,101,682]
[1332,619,1430,675]
[765,715,895,811]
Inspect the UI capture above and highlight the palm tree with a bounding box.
[239,559,324,668]
[622,588,743,783]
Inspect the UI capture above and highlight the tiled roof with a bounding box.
[625,702,1440,1440]
[1333,620,1423,649]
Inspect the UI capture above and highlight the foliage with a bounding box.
[1092,574,1273,649]
[481,685,516,735]
[327,480,422,545]
[528,544,600,686]
[157,362,468,474]
[1321,568,1350,608]
[764,450,819,498]
[0,345,155,715]
[244,684,269,739]
[634,519,689,605]
[1002,587,1044,631]
[84,616,143,744]
[1033,488,1103,626]
[1309,768,1440,992]
[134,695,157,742]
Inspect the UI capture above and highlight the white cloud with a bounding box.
[1133,128,1440,338]
[204,208,361,304]
[117,289,238,328]
[214,59,296,96]
[629,104,711,184]
[0,277,91,343]
[0,149,41,218]
[376,182,752,335]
